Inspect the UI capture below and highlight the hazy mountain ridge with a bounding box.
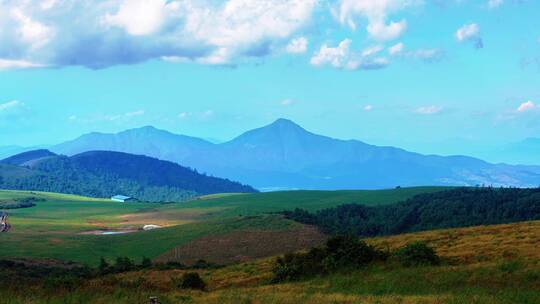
[49,119,540,190]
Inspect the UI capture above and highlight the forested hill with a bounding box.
[283,187,540,237]
[0,150,256,202]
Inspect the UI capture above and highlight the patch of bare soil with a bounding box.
[155,225,328,266]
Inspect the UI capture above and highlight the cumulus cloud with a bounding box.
[516,101,538,113]
[456,23,483,49]
[102,0,169,36]
[0,0,317,69]
[415,105,443,115]
[335,0,421,41]
[310,39,389,71]
[286,37,308,54]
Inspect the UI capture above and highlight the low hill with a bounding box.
[0,150,256,202]
[1,149,56,166]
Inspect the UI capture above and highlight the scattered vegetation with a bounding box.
[283,187,540,237]
[393,242,440,267]
[179,272,206,290]
[272,236,387,282]
[0,197,43,209]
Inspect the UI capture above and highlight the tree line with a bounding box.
[282,187,540,237]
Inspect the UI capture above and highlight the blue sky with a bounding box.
[0,0,539,159]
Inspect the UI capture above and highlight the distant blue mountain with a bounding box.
[51,119,540,190]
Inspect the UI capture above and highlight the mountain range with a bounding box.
[0,150,256,201]
[43,118,540,190]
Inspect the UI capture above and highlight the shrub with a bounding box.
[141,257,152,269]
[394,242,440,267]
[272,236,385,282]
[180,272,206,290]
[98,257,110,275]
[43,275,82,291]
[113,257,135,273]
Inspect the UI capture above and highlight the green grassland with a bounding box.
[171,186,449,218]
[0,187,447,265]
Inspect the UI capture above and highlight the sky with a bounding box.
[0,0,539,159]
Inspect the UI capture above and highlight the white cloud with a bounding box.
[367,19,407,41]
[0,59,44,70]
[415,105,443,115]
[388,42,404,55]
[102,0,169,36]
[487,0,504,9]
[286,37,308,54]
[178,112,192,119]
[310,39,353,68]
[363,105,373,111]
[280,99,294,106]
[335,0,421,41]
[10,8,54,50]
[181,0,317,64]
[310,39,390,70]
[516,101,537,113]
[125,109,145,117]
[0,0,318,68]
[456,23,483,49]
[0,100,22,112]
[40,0,59,10]
[410,48,444,62]
[361,45,384,57]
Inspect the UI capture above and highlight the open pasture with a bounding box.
[0,187,446,265]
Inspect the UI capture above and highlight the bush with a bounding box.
[43,275,82,291]
[141,257,152,269]
[112,257,135,273]
[180,272,206,290]
[272,236,385,282]
[394,242,440,267]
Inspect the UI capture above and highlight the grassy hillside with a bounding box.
[2,220,540,304]
[0,187,445,265]
[177,186,450,218]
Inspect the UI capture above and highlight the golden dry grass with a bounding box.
[368,220,540,264]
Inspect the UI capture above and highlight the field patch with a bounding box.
[156,224,327,265]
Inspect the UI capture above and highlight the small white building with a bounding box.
[111,195,137,203]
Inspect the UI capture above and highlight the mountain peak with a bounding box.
[269,118,301,128]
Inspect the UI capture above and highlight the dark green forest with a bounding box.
[283,187,540,237]
[0,150,256,202]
